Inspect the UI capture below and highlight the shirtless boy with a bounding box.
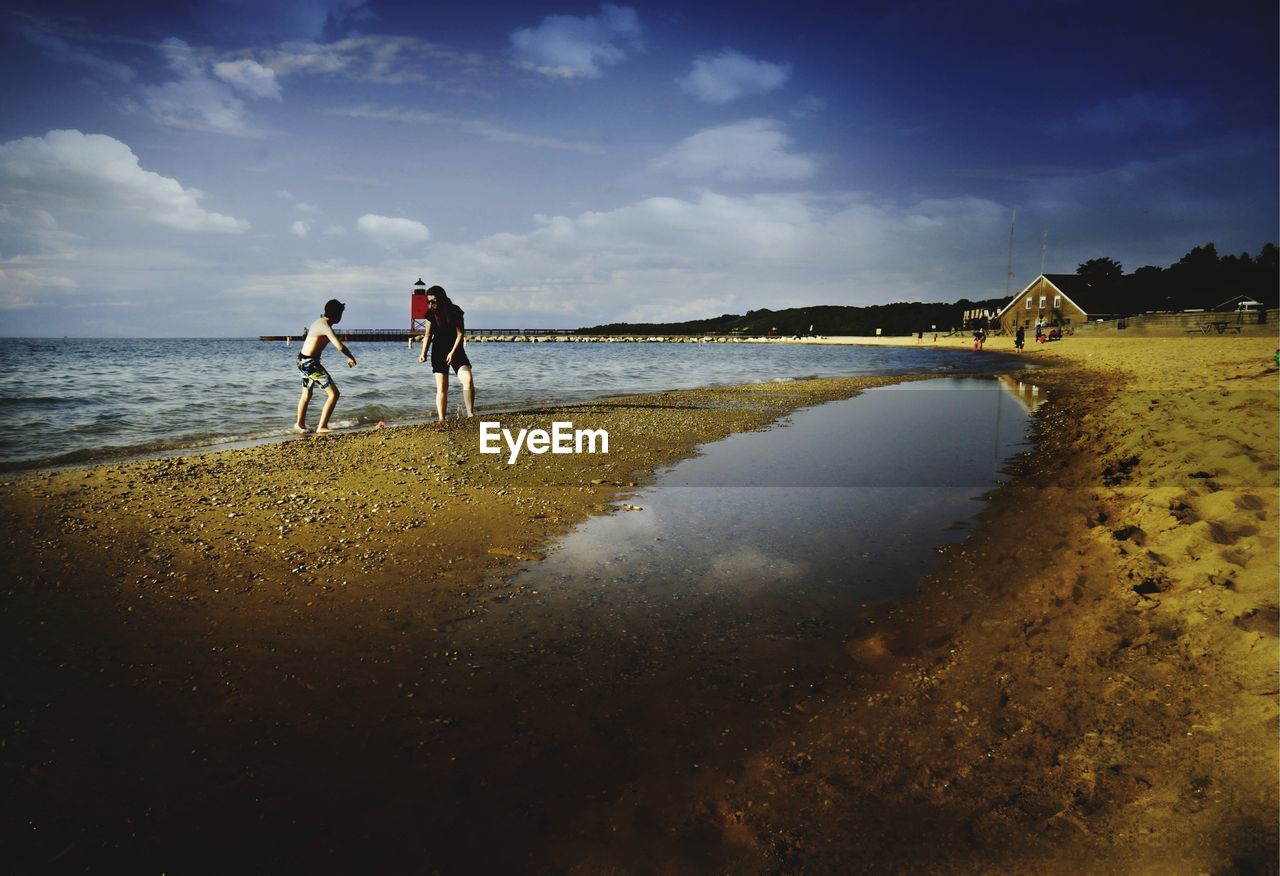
[295,299,357,434]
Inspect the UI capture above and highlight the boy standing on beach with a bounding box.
[295,299,357,434]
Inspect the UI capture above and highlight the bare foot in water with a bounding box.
[315,426,333,435]
[293,424,309,434]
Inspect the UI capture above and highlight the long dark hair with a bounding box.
[427,285,464,329]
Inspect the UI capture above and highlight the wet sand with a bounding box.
[1,337,1276,873]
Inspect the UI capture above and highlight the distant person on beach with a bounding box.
[1015,326,1025,351]
[418,285,475,421]
[294,299,357,435]
[972,327,986,350]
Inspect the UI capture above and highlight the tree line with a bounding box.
[1077,242,1278,314]
[576,300,1007,337]
[575,241,1277,336]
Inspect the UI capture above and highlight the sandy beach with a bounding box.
[1,335,1276,873]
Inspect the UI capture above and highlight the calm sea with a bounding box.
[0,338,1026,472]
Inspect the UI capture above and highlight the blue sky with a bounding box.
[1,0,1275,336]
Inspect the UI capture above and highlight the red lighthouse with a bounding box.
[410,278,428,333]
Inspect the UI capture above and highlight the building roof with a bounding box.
[1212,294,1262,312]
[995,273,1123,319]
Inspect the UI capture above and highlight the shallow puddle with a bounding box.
[515,375,1041,611]
[416,375,1043,870]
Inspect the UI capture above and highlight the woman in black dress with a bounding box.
[417,285,475,421]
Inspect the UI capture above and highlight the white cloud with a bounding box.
[143,77,251,136]
[0,130,249,233]
[262,41,350,76]
[651,119,817,182]
[158,37,204,78]
[211,189,1013,331]
[0,204,76,257]
[325,105,603,154]
[0,263,76,310]
[356,213,430,249]
[0,201,220,317]
[404,190,1012,323]
[220,258,411,330]
[291,220,311,238]
[510,4,641,79]
[0,206,79,309]
[142,39,256,137]
[259,36,495,91]
[213,59,282,99]
[678,50,790,104]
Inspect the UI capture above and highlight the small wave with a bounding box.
[341,403,412,425]
[0,425,312,473]
[197,426,301,446]
[0,440,179,473]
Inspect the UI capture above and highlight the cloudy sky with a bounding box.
[1,0,1275,336]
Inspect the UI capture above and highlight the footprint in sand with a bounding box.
[1232,495,1269,522]
[1206,521,1259,546]
[1169,498,1198,523]
[1233,605,1279,635]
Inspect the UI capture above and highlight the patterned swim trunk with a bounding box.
[297,353,333,389]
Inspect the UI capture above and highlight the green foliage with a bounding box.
[1077,257,1123,279]
[1115,241,1278,313]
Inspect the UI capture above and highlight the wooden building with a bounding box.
[995,274,1120,333]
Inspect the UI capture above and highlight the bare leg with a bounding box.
[434,372,449,422]
[457,365,475,417]
[316,385,340,434]
[295,386,313,432]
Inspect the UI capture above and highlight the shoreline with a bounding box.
[1,341,1026,476]
[1,336,1275,871]
[0,375,941,476]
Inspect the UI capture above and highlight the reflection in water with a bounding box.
[511,377,1038,610]
[427,375,1040,869]
[998,372,1049,414]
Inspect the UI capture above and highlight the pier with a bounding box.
[259,328,578,342]
[260,329,765,343]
